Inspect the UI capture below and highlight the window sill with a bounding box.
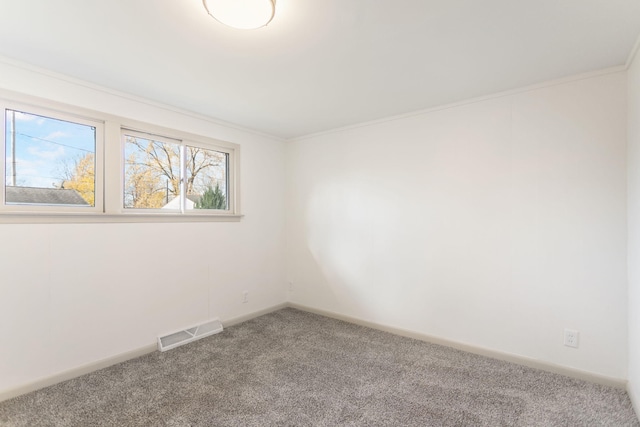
[0,212,243,224]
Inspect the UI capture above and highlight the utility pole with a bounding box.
[10,110,16,186]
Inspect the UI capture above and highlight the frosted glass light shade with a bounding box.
[203,0,276,30]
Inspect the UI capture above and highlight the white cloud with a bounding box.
[27,145,65,161]
[9,112,46,127]
[5,157,61,188]
[43,131,67,140]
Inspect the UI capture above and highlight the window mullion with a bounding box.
[103,121,121,213]
[180,144,186,214]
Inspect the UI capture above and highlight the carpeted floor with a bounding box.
[0,308,638,426]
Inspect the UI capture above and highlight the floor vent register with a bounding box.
[157,319,223,352]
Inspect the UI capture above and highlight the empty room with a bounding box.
[1,0,640,425]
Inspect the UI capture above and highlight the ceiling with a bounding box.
[0,1,639,140]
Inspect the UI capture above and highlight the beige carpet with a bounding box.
[0,308,638,426]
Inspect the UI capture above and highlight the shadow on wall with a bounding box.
[304,173,441,325]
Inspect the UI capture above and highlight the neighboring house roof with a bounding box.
[162,194,201,210]
[5,186,89,205]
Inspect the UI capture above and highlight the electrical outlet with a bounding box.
[288,282,294,292]
[242,291,249,303]
[564,329,579,348]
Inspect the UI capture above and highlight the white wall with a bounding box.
[628,50,640,411]
[0,59,287,395]
[286,71,628,379]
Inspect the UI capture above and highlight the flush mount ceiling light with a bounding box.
[203,0,276,30]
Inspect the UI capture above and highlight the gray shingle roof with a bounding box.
[5,186,89,205]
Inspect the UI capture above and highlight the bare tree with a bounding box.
[124,136,226,208]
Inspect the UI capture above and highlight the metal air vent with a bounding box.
[158,318,223,352]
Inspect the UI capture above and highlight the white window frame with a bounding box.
[0,90,242,223]
[119,127,236,216]
[0,101,105,214]
[120,129,184,215]
[181,138,235,215]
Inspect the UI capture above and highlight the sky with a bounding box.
[4,109,96,189]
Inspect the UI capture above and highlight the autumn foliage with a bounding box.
[63,153,95,206]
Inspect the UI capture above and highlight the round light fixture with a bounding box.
[203,0,276,30]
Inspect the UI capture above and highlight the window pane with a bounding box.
[185,146,228,210]
[4,109,96,206]
[123,134,181,209]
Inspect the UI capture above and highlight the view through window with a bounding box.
[123,131,229,211]
[4,109,97,207]
[1,97,239,220]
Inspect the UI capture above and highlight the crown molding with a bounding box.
[0,55,285,143]
[291,65,626,142]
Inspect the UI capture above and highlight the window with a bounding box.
[2,106,103,213]
[0,93,240,222]
[123,132,181,210]
[122,130,231,213]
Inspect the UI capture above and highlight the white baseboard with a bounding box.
[221,303,288,328]
[288,303,628,390]
[1,301,626,404]
[0,344,157,403]
[0,302,288,403]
